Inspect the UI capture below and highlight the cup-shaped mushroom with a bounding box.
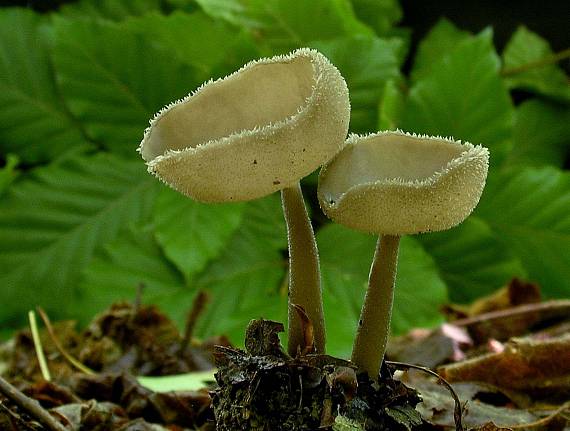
[139,48,350,203]
[318,131,489,235]
[139,48,351,357]
[317,130,489,379]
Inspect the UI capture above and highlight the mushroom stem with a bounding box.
[351,234,401,379]
[281,182,326,356]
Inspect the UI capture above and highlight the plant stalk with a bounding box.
[351,234,401,379]
[281,182,326,356]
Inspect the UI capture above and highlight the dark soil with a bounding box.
[212,319,429,430]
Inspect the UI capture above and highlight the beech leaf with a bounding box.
[402,30,514,167]
[51,17,198,155]
[475,166,570,297]
[502,25,570,102]
[0,154,157,327]
[0,9,87,163]
[153,187,245,281]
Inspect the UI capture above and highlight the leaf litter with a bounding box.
[0,278,568,430]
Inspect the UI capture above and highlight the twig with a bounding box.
[0,375,67,431]
[452,300,570,329]
[179,291,209,358]
[387,360,464,431]
[0,399,36,430]
[28,311,51,382]
[501,48,570,76]
[36,307,95,376]
[508,401,570,429]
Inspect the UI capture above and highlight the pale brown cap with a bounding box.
[318,131,489,235]
[139,48,350,202]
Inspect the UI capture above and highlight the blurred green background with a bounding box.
[0,0,569,358]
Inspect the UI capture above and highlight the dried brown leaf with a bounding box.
[438,334,570,400]
[470,422,513,430]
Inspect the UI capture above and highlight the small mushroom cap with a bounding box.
[139,48,350,202]
[318,131,489,235]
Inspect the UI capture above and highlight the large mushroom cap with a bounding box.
[139,48,350,202]
[318,131,489,235]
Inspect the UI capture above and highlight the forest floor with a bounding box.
[0,279,569,430]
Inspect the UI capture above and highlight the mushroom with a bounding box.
[139,48,350,356]
[318,130,489,378]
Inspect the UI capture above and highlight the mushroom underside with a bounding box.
[319,134,467,204]
[318,132,489,235]
[143,56,315,161]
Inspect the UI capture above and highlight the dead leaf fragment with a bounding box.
[388,324,472,367]
[470,422,512,431]
[438,334,570,399]
[410,377,537,429]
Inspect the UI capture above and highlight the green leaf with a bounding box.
[51,17,198,155]
[410,18,471,82]
[122,11,260,81]
[0,155,19,197]
[475,167,570,297]
[318,225,448,358]
[502,26,570,103]
[158,195,288,345]
[418,217,526,303]
[79,224,185,324]
[378,79,405,130]
[0,153,157,326]
[194,0,372,50]
[311,36,402,132]
[505,99,570,169]
[153,187,245,281]
[350,0,402,36]
[0,329,14,343]
[164,0,200,11]
[59,0,162,21]
[0,9,86,163]
[319,226,376,358]
[402,30,514,167]
[138,370,216,392]
[389,238,448,335]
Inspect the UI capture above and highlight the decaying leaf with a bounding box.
[438,334,570,400]
[470,423,512,431]
[388,324,473,367]
[69,372,213,428]
[409,376,537,428]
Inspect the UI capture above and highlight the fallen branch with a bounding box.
[179,290,210,358]
[0,399,36,430]
[0,375,67,431]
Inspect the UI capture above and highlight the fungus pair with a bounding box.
[139,49,489,378]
